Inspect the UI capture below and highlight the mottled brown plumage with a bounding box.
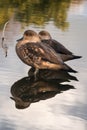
[16,30,77,76]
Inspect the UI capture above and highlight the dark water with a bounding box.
[0,0,87,130]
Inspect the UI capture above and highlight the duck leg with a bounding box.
[34,68,39,81]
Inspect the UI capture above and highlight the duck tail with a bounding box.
[68,74,78,81]
[72,55,82,60]
[63,63,78,73]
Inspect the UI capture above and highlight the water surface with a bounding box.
[0,0,87,130]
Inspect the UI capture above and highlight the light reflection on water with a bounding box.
[0,0,87,130]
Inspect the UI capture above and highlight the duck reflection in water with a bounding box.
[10,70,77,109]
[28,67,78,82]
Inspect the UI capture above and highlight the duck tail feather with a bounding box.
[72,55,82,59]
[63,63,78,73]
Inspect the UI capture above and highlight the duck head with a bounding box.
[17,30,41,43]
[39,30,52,40]
[10,97,31,109]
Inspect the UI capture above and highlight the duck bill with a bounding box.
[17,37,23,42]
[10,97,16,101]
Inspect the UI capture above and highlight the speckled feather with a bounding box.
[16,42,64,66]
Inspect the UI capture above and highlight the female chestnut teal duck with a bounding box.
[16,30,77,78]
[38,30,82,62]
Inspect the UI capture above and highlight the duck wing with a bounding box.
[42,39,73,55]
[52,39,73,55]
[16,42,63,66]
[25,42,63,65]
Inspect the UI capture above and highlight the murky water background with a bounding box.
[0,0,87,130]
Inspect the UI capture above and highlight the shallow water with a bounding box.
[0,0,87,130]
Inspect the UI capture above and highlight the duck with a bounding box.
[38,30,82,62]
[16,30,77,79]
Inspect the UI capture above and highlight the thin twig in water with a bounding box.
[2,21,9,45]
[1,21,9,57]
